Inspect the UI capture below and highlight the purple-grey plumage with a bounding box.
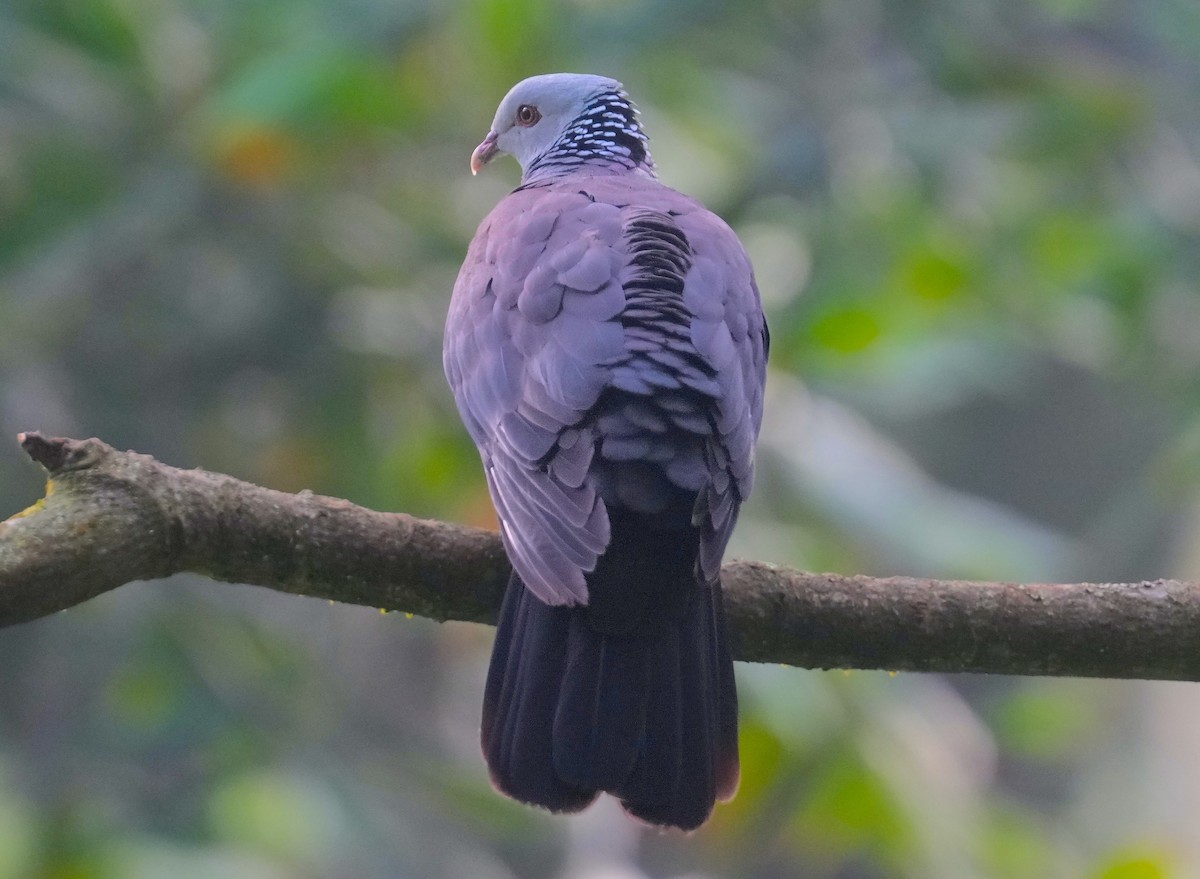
[445,73,767,830]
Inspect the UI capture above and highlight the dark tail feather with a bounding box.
[552,614,651,790]
[618,579,738,830]
[609,616,685,816]
[712,581,741,802]
[480,515,740,831]
[481,572,597,813]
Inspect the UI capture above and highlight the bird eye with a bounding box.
[516,104,541,127]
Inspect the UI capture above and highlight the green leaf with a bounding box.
[991,685,1095,760]
[1096,850,1175,879]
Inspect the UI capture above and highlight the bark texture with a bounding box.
[3,433,1198,680]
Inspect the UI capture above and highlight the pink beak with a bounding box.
[470,131,500,176]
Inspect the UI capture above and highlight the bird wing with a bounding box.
[445,186,628,604]
[445,176,768,604]
[666,203,768,581]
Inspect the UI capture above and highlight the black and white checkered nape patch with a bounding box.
[526,89,656,181]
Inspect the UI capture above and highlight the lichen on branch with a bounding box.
[3,433,1199,681]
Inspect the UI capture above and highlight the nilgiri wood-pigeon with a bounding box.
[445,73,768,830]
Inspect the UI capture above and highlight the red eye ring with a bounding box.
[516,104,541,127]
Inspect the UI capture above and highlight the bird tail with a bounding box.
[480,526,739,830]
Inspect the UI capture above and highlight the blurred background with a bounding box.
[2,0,1200,876]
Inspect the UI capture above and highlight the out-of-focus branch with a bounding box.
[2,433,1198,681]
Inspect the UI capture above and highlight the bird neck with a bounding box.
[522,88,657,184]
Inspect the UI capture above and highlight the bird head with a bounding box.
[470,73,652,180]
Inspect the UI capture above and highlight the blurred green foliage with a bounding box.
[2,0,1200,876]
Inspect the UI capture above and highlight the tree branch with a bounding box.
[2,433,1197,680]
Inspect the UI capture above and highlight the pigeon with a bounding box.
[444,73,768,831]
